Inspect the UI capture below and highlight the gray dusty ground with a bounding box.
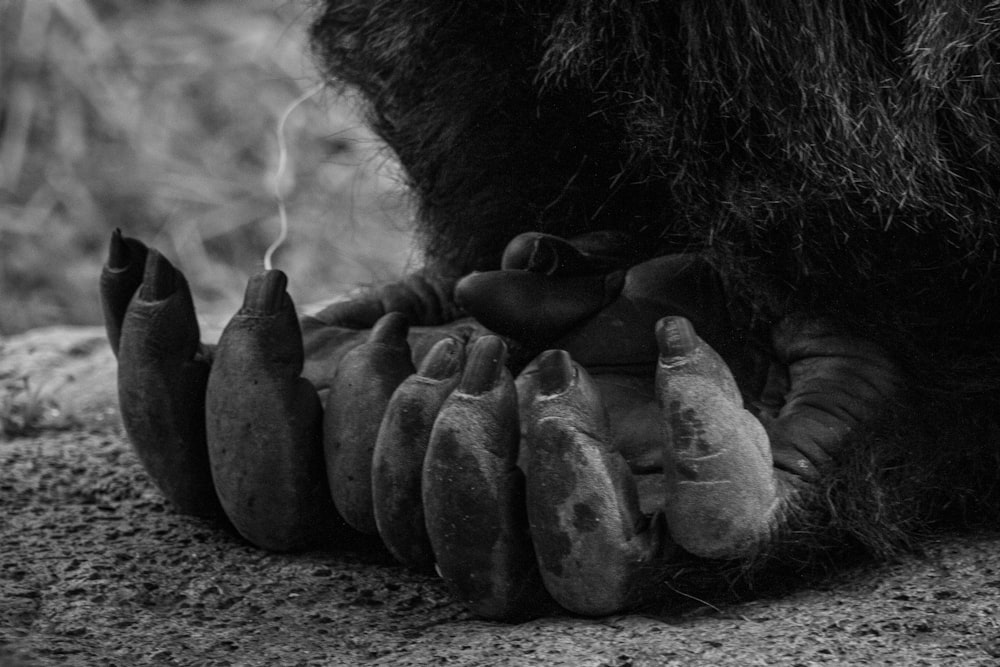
[3,327,1000,666]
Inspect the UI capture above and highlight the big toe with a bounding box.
[206,270,342,551]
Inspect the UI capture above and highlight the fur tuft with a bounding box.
[310,0,1000,390]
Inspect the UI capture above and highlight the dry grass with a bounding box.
[0,0,417,336]
[0,376,75,439]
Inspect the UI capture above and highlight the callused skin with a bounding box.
[100,229,899,620]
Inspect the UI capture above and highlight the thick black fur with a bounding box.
[309,1,1000,582]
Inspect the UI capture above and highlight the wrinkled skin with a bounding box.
[101,228,900,619]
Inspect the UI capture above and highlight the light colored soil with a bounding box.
[3,327,1000,666]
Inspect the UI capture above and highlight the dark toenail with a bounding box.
[526,236,561,275]
[369,311,410,344]
[500,233,542,270]
[107,229,130,271]
[243,270,287,314]
[451,273,481,311]
[536,349,575,396]
[140,250,177,301]
[418,337,465,380]
[656,316,698,357]
[458,336,508,395]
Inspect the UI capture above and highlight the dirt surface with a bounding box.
[3,326,1000,666]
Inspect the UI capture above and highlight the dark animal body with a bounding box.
[310,0,1000,547]
[101,0,1000,620]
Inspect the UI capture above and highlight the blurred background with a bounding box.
[0,0,416,336]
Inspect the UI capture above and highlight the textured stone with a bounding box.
[2,326,1000,665]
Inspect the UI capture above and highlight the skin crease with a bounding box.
[99,2,1000,620]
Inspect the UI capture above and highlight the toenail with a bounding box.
[418,337,465,380]
[140,250,176,301]
[526,236,561,274]
[369,311,410,343]
[656,316,698,357]
[535,349,575,396]
[107,229,131,271]
[458,336,508,395]
[500,232,542,270]
[243,270,288,314]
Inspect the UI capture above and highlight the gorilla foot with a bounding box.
[104,228,907,620]
[110,241,221,518]
[206,270,342,551]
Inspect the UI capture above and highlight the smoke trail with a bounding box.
[263,83,323,271]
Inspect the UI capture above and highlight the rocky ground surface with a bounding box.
[3,326,1000,666]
